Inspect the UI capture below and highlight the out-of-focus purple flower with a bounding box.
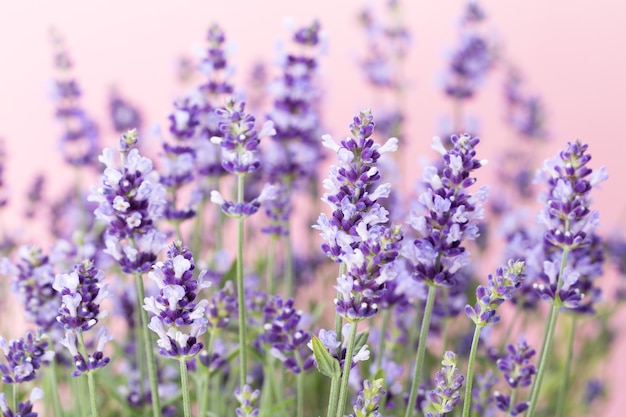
[442,2,495,101]
[257,295,311,374]
[584,379,604,405]
[143,241,211,359]
[261,183,291,237]
[465,260,526,326]
[472,371,497,417]
[348,378,386,417]
[403,134,487,288]
[109,88,143,134]
[9,246,60,331]
[314,110,402,321]
[421,351,464,417]
[0,331,54,384]
[492,338,536,416]
[234,384,260,417]
[206,281,237,331]
[88,129,167,273]
[265,20,325,189]
[24,174,45,219]
[49,29,100,167]
[503,68,547,141]
[0,387,44,417]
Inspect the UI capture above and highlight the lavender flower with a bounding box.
[404,133,487,288]
[109,88,143,134]
[9,246,60,331]
[497,338,536,389]
[88,129,167,273]
[503,68,547,141]
[465,260,526,326]
[210,98,277,217]
[422,351,464,417]
[257,295,311,373]
[235,384,260,417]
[308,325,370,370]
[472,371,497,417]
[0,388,44,417]
[143,241,211,359]
[349,378,386,417]
[49,29,99,167]
[0,331,54,384]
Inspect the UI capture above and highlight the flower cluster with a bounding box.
[109,88,143,135]
[88,129,167,273]
[0,331,53,384]
[349,378,386,417]
[7,246,59,331]
[210,99,277,217]
[404,133,487,287]
[308,325,370,370]
[315,110,402,321]
[234,384,260,417]
[422,351,464,417]
[49,29,99,167]
[144,241,211,358]
[503,68,547,140]
[465,260,526,326]
[0,388,44,417]
[493,338,537,415]
[257,295,311,373]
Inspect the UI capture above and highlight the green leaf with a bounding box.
[311,336,341,378]
[354,329,370,353]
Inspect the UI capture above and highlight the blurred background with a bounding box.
[0,1,624,415]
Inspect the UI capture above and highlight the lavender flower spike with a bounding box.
[0,387,44,417]
[349,379,386,417]
[144,241,211,359]
[235,384,260,417]
[422,351,465,417]
[0,331,54,384]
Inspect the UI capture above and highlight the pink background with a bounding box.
[0,1,625,415]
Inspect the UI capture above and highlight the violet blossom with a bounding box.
[0,331,54,384]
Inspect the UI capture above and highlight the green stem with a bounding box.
[179,358,192,417]
[77,333,99,417]
[404,285,437,417]
[336,321,359,417]
[267,236,277,294]
[461,325,482,417]
[326,376,340,417]
[199,333,217,417]
[47,359,64,417]
[526,247,570,417]
[555,315,577,417]
[71,372,85,417]
[12,384,17,414]
[284,231,294,298]
[236,174,248,388]
[295,352,304,417]
[334,263,347,338]
[375,308,391,371]
[134,272,163,417]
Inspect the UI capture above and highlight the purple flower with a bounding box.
[502,68,548,141]
[88,129,167,273]
[497,338,536,389]
[109,88,143,134]
[0,331,54,384]
[404,134,487,288]
[53,259,110,333]
[9,246,60,331]
[307,325,370,370]
[348,378,386,417]
[0,387,43,417]
[257,295,311,374]
[143,241,211,359]
[235,384,260,417]
[465,260,526,326]
[59,327,113,377]
[421,351,464,417]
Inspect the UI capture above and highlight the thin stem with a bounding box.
[555,315,577,417]
[134,272,163,417]
[336,321,359,417]
[375,308,391,371]
[461,325,482,417]
[525,247,570,417]
[326,376,340,417]
[295,352,305,417]
[12,383,17,414]
[199,333,217,417]
[284,230,295,298]
[334,263,347,338]
[267,236,277,294]
[47,359,64,417]
[179,358,192,417]
[77,333,99,417]
[236,173,248,388]
[404,285,437,417]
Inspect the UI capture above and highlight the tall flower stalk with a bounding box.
[210,98,276,390]
[525,141,606,417]
[403,133,486,417]
[88,129,167,417]
[313,110,401,417]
